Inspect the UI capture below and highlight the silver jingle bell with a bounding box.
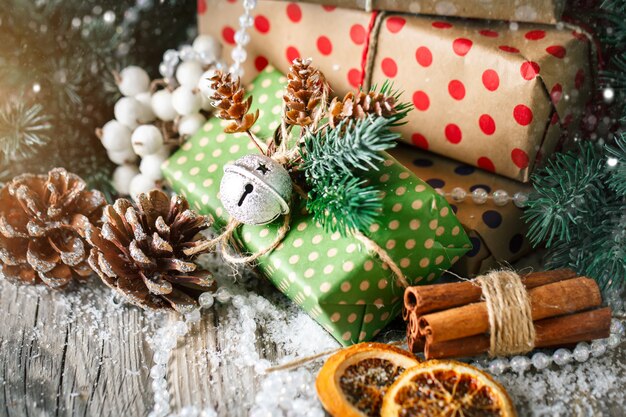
[220,154,292,225]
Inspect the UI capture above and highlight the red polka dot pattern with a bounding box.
[222,26,235,45]
[479,115,496,135]
[322,5,336,11]
[525,30,546,40]
[550,84,562,104]
[520,61,540,80]
[347,69,361,88]
[482,70,499,91]
[452,38,473,56]
[412,133,429,149]
[317,36,332,55]
[513,105,533,126]
[286,3,302,22]
[479,29,498,37]
[511,149,529,169]
[445,124,463,144]
[254,55,269,72]
[448,80,465,100]
[415,47,433,67]
[477,157,495,172]
[254,15,270,33]
[432,21,453,29]
[386,17,405,33]
[350,24,366,45]
[197,0,206,14]
[499,45,520,53]
[381,58,398,77]
[286,46,300,63]
[546,45,566,58]
[412,91,430,111]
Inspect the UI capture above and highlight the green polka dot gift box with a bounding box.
[162,66,471,346]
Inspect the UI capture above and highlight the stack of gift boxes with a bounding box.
[163,0,593,344]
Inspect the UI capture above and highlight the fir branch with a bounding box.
[301,116,399,181]
[307,176,382,236]
[0,101,52,163]
[606,133,626,196]
[523,143,607,247]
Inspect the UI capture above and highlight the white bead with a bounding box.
[100,120,132,151]
[450,187,466,203]
[131,125,164,157]
[171,86,202,116]
[114,97,146,129]
[488,358,508,375]
[112,164,139,194]
[243,0,257,9]
[234,29,250,46]
[231,46,248,64]
[139,153,168,181]
[513,192,529,208]
[492,189,509,206]
[153,350,169,365]
[192,35,222,62]
[509,356,531,373]
[107,148,138,165]
[176,60,205,88]
[573,342,591,362]
[150,364,166,379]
[610,319,624,336]
[531,352,551,369]
[215,287,232,303]
[179,45,197,61]
[117,66,150,96]
[608,334,621,349]
[552,348,572,365]
[151,89,177,122]
[198,292,215,309]
[163,49,180,65]
[239,14,254,28]
[129,173,158,199]
[178,113,206,136]
[471,188,489,204]
[185,309,202,323]
[135,91,156,122]
[197,69,218,97]
[173,321,189,336]
[591,339,607,357]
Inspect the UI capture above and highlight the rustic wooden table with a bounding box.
[1,277,624,417]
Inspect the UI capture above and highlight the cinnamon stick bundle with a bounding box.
[403,269,612,359]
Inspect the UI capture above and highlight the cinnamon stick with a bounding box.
[418,277,602,344]
[404,269,576,316]
[424,307,612,359]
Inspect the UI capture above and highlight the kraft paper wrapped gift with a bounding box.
[270,0,567,24]
[389,145,533,277]
[198,0,593,182]
[162,67,470,345]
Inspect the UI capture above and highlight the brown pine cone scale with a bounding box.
[78,190,216,313]
[209,71,259,133]
[328,90,398,128]
[284,58,331,127]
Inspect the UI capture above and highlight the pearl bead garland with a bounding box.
[440,187,530,208]
[472,318,625,374]
[229,0,258,78]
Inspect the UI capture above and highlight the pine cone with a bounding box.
[284,58,331,127]
[77,190,216,313]
[0,168,106,288]
[328,90,398,128]
[209,71,259,133]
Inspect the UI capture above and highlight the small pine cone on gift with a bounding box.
[209,70,259,133]
[283,58,331,127]
[76,190,216,313]
[0,168,106,288]
[328,89,398,128]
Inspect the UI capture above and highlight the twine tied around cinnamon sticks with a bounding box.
[475,270,535,357]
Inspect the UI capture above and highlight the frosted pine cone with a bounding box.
[77,190,216,313]
[209,70,259,133]
[283,58,331,127]
[0,168,106,288]
[328,90,398,128]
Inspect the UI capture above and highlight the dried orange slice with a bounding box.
[316,343,420,417]
[381,360,517,417]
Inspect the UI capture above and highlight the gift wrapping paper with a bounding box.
[198,0,593,182]
[162,67,470,345]
[270,0,566,24]
[389,144,533,277]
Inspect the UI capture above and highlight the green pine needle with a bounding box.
[523,143,607,247]
[606,133,626,196]
[0,101,52,163]
[301,116,399,181]
[307,176,382,236]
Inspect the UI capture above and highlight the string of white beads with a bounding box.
[442,187,529,208]
[229,0,258,78]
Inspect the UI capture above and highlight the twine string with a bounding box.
[476,270,536,357]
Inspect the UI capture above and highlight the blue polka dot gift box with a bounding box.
[389,145,533,277]
[162,66,471,346]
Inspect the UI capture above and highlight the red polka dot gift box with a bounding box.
[269,0,566,25]
[389,144,533,277]
[197,0,593,182]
